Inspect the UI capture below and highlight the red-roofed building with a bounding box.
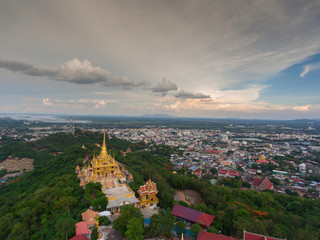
[192,168,202,177]
[198,213,215,228]
[204,150,223,154]
[81,209,98,227]
[218,169,240,178]
[253,177,274,191]
[218,169,228,176]
[75,222,90,236]
[70,235,89,240]
[244,230,286,240]
[197,230,239,240]
[171,205,215,228]
[256,160,269,164]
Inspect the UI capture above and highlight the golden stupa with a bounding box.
[77,131,125,187]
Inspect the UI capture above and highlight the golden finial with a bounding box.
[99,130,108,159]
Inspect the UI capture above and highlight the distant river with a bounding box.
[0,114,90,123]
[233,138,262,141]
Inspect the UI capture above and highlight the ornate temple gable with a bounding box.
[138,179,158,196]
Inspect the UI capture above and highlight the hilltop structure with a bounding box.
[76,131,126,187]
[76,132,139,213]
[138,179,159,208]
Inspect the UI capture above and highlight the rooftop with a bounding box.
[102,184,134,198]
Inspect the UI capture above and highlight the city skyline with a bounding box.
[1,0,320,120]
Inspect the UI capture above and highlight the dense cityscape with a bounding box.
[1,115,320,199]
[1,115,320,239]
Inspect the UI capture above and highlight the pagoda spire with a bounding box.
[99,130,108,159]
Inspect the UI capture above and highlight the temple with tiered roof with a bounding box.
[138,179,159,208]
[76,132,139,213]
[76,131,126,188]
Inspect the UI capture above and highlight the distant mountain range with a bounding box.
[141,114,177,118]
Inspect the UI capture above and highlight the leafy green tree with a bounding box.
[210,168,218,175]
[56,196,76,215]
[160,191,174,209]
[0,169,7,177]
[241,181,251,188]
[190,223,201,238]
[10,222,29,240]
[0,213,14,240]
[270,177,281,186]
[233,209,251,221]
[55,217,76,240]
[176,221,186,236]
[91,198,101,211]
[84,182,108,210]
[91,226,99,240]
[208,226,219,234]
[269,223,288,239]
[113,205,144,234]
[233,218,251,236]
[99,216,111,226]
[176,200,189,208]
[125,217,145,240]
[149,210,175,238]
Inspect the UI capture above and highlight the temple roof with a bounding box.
[253,177,273,190]
[138,179,158,195]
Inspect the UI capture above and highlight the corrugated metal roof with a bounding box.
[172,204,201,223]
[197,230,238,240]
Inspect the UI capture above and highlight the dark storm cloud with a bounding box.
[151,78,178,93]
[0,58,145,88]
[0,59,34,72]
[174,90,211,99]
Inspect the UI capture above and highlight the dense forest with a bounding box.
[0,132,320,240]
[0,132,137,240]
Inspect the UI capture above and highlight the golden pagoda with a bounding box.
[90,131,122,180]
[259,155,265,161]
[138,179,158,208]
[77,131,126,187]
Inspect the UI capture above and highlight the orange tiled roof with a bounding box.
[81,209,98,226]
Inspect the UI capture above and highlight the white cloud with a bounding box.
[300,65,310,77]
[292,105,310,111]
[42,98,53,106]
[203,85,268,104]
[300,63,320,78]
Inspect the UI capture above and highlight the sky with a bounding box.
[0,0,320,120]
